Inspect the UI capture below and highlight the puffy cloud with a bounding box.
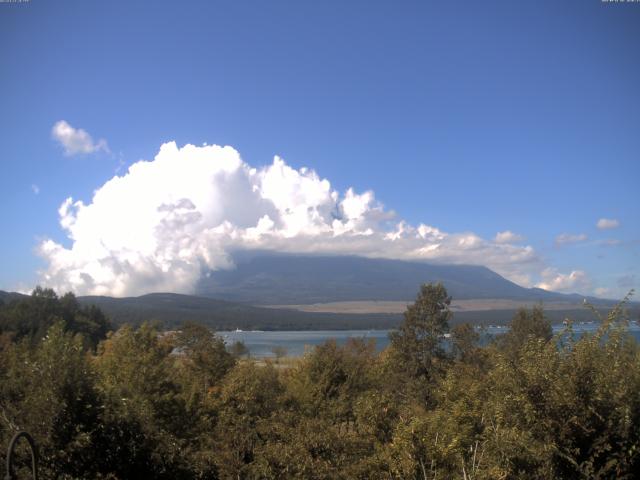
[591,274,637,299]
[554,233,587,246]
[596,218,620,230]
[494,230,524,244]
[38,142,543,296]
[536,268,591,294]
[594,287,611,298]
[52,120,109,156]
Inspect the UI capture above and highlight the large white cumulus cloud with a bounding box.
[38,142,542,296]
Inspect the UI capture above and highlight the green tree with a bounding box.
[0,322,103,478]
[175,322,235,395]
[500,305,552,354]
[451,323,480,362]
[479,300,640,479]
[271,345,288,363]
[388,283,452,404]
[60,292,112,348]
[93,323,193,478]
[229,340,249,358]
[289,338,378,424]
[213,362,284,478]
[0,287,111,348]
[255,339,382,479]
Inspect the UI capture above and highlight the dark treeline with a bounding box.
[1,285,639,479]
[74,292,626,331]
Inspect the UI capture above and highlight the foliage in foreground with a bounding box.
[0,286,639,479]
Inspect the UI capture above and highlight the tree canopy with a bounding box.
[1,285,638,479]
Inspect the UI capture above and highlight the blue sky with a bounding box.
[0,0,638,298]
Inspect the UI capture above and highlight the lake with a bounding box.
[220,322,640,358]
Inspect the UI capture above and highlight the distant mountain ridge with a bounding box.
[3,252,632,331]
[0,290,27,303]
[1,289,627,331]
[195,252,594,305]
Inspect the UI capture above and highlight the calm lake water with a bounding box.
[220,322,640,358]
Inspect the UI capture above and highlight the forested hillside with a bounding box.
[77,292,402,330]
[75,292,626,330]
[1,286,639,479]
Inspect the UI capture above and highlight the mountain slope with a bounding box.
[0,290,27,304]
[195,252,582,304]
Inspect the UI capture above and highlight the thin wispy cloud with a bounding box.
[37,142,546,297]
[596,218,619,230]
[114,155,126,174]
[617,274,636,289]
[51,120,109,156]
[555,233,587,246]
[598,239,621,247]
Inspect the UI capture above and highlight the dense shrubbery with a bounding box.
[1,286,639,479]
